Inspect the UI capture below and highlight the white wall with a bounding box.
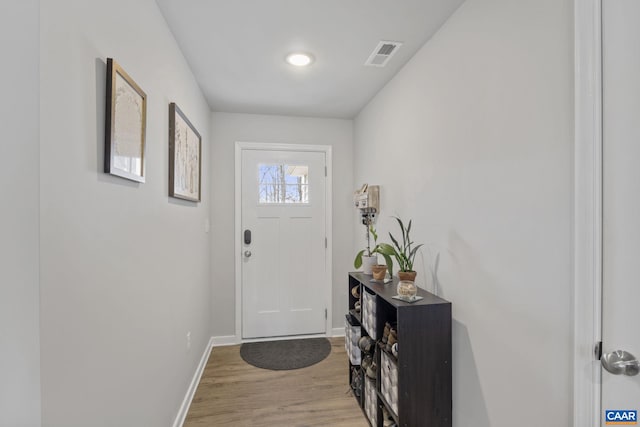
[0,1,41,426]
[354,0,573,426]
[209,112,353,336]
[39,1,211,426]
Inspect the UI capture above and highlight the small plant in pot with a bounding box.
[354,225,394,278]
[379,217,423,281]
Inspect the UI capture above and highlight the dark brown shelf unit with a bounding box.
[347,272,452,427]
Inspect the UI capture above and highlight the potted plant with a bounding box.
[379,217,423,281]
[354,225,394,278]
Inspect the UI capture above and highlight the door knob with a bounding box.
[601,350,640,376]
[244,250,252,258]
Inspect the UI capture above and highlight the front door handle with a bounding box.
[601,350,640,376]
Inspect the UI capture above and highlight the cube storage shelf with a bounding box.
[346,272,452,427]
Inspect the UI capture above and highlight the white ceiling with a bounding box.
[155,0,464,119]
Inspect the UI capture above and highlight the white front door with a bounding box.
[240,147,327,339]
[601,0,640,422]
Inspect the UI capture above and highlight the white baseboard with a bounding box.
[212,335,239,347]
[213,329,344,346]
[331,327,345,337]
[172,337,214,427]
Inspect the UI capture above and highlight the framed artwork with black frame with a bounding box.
[169,103,202,202]
[104,58,147,183]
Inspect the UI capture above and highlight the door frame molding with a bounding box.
[574,0,602,425]
[234,141,333,341]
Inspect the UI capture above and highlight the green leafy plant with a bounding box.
[354,225,394,276]
[379,217,423,273]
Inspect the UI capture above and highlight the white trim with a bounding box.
[234,141,333,153]
[240,333,328,344]
[211,335,239,347]
[324,146,333,335]
[331,327,345,337]
[574,1,602,426]
[172,337,214,427]
[234,142,333,341]
[234,143,243,342]
[212,331,343,347]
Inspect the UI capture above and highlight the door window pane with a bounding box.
[258,164,309,204]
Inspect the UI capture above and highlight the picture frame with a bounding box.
[104,58,147,183]
[169,103,202,202]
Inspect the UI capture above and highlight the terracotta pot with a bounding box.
[371,264,387,280]
[397,270,417,281]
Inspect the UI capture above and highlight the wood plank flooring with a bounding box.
[184,337,368,426]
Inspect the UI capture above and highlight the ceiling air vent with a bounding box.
[364,40,403,67]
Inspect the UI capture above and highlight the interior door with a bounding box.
[601,0,640,422]
[241,148,327,339]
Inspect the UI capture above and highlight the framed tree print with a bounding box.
[104,58,147,183]
[169,103,202,202]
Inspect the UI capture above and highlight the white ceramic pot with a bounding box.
[361,255,378,275]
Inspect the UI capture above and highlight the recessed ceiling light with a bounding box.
[286,52,314,67]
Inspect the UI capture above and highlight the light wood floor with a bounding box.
[184,337,368,426]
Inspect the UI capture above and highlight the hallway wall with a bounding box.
[354,0,574,425]
[0,1,42,426]
[39,0,212,425]
[209,112,354,337]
